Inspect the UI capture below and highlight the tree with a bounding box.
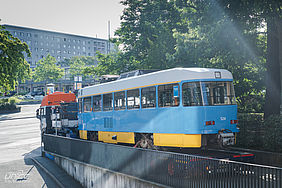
[0,25,31,93]
[169,0,268,113]
[33,54,64,82]
[115,0,269,113]
[115,0,185,69]
[83,52,141,77]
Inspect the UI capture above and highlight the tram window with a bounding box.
[201,81,236,105]
[114,91,126,110]
[83,97,91,112]
[182,82,203,106]
[103,93,113,111]
[78,98,83,112]
[93,95,102,112]
[141,87,156,108]
[127,89,140,109]
[158,83,180,107]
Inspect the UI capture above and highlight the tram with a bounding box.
[77,68,239,148]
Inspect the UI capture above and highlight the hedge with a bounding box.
[236,113,282,153]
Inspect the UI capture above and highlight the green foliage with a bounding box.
[0,25,31,93]
[262,115,282,153]
[113,0,278,113]
[0,97,20,111]
[33,54,64,82]
[236,113,264,149]
[115,0,184,69]
[8,96,19,105]
[236,114,282,153]
[83,52,141,77]
[68,56,97,80]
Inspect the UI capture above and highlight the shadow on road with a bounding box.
[23,146,58,188]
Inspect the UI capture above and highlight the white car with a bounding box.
[24,95,34,100]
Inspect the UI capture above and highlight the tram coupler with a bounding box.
[217,130,235,146]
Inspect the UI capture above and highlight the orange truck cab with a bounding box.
[36,92,77,136]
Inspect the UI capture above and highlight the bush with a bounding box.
[236,113,264,149]
[262,115,282,153]
[8,96,21,105]
[0,103,17,111]
[0,96,20,112]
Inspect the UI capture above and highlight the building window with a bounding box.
[114,91,126,110]
[34,34,38,38]
[103,93,113,111]
[127,89,140,109]
[93,95,102,112]
[158,83,180,107]
[141,87,156,108]
[64,38,66,41]
[83,47,86,52]
[40,42,43,46]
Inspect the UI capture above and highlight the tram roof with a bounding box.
[78,68,233,98]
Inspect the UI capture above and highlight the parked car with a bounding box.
[24,94,34,100]
[31,91,45,97]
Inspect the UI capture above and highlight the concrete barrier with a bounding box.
[47,152,167,188]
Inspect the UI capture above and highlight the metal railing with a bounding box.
[43,134,282,188]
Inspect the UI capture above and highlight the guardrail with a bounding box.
[43,134,282,188]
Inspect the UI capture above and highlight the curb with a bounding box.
[31,157,65,188]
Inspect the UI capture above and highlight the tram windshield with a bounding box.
[182,81,236,106]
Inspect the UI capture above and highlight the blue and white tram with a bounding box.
[77,68,239,148]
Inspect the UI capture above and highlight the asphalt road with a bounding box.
[0,104,58,187]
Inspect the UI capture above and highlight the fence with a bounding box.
[43,134,282,188]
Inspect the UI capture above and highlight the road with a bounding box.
[0,104,58,187]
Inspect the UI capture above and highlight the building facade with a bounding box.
[3,24,114,69]
[3,24,115,94]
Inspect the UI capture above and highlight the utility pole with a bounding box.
[108,20,111,54]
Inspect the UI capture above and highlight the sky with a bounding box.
[0,0,125,39]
